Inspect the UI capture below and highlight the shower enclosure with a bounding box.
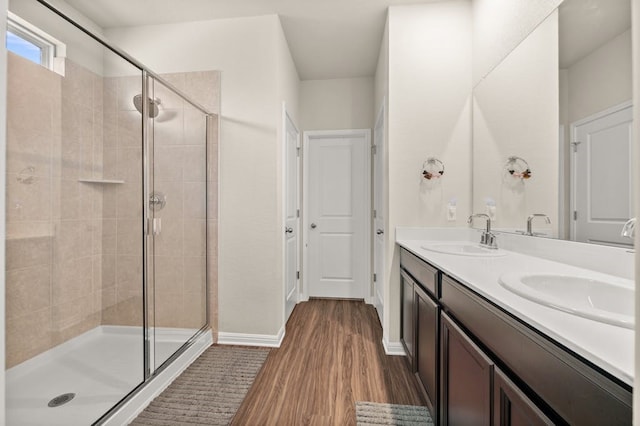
[4,1,218,424]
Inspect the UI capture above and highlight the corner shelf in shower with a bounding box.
[78,178,125,184]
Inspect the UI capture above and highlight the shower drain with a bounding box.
[47,393,76,408]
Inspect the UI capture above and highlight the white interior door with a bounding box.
[571,103,633,247]
[373,104,385,324]
[304,130,370,299]
[284,108,300,323]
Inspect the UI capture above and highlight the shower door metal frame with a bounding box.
[29,1,214,424]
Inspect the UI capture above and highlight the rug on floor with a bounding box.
[355,401,433,426]
[130,345,269,425]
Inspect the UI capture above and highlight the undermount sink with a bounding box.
[420,242,507,257]
[499,273,634,329]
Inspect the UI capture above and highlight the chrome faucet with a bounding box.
[468,213,498,249]
[621,218,636,241]
[526,214,551,236]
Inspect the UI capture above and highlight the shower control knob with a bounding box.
[376,229,384,235]
[285,227,293,234]
[310,223,317,229]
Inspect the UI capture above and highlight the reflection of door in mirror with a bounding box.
[559,0,633,244]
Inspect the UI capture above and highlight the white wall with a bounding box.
[300,77,374,131]
[473,0,561,85]
[566,29,632,123]
[384,1,473,343]
[633,0,640,423]
[1,0,7,421]
[107,14,299,337]
[472,11,559,233]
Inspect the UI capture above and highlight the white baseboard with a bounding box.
[382,338,406,356]
[217,326,285,348]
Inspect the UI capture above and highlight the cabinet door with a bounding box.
[493,367,554,426]
[401,270,415,368]
[415,285,439,420]
[441,312,493,426]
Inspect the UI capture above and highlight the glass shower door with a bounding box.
[147,76,208,370]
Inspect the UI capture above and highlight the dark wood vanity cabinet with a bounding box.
[400,270,415,368]
[493,367,554,426]
[441,312,492,426]
[415,284,439,417]
[399,247,632,426]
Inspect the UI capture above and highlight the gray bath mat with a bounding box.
[130,345,269,425]
[356,401,433,425]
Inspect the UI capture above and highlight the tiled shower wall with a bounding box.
[5,54,104,368]
[5,53,219,368]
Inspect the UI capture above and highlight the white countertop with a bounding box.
[396,227,634,387]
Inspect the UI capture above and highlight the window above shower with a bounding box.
[6,12,66,75]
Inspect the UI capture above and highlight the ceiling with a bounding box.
[559,0,631,68]
[64,0,438,80]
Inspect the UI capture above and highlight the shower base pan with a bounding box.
[6,326,211,425]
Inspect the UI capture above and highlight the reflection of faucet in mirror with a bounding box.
[621,218,636,242]
[468,213,498,249]
[525,214,551,236]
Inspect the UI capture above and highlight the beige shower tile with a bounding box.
[207,183,218,221]
[6,236,52,271]
[183,107,207,146]
[52,256,93,306]
[101,254,117,290]
[62,60,94,107]
[155,146,184,182]
[8,81,54,135]
[6,265,51,320]
[154,256,184,294]
[184,71,220,113]
[103,78,118,114]
[117,110,143,147]
[60,136,81,180]
[103,147,118,179]
[154,78,185,110]
[183,292,206,329]
[102,186,118,219]
[53,220,92,261]
[154,180,183,221]
[207,142,219,182]
[184,182,206,219]
[6,175,52,223]
[183,256,205,294]
[154,218,184,257]
[103,111,118,149]
[117,75,144,112]
[154,108,184,145]
[183,146,206,182]
[56,179,80,220]
[184,220,206,257]
[6,307,52,368]
[155,292,183,328]
[117,219,143,256]
[92,255,102,290]
[102,219,117,254]
[79,181,101,219]
[116,185,143,219]
[117,147,142,183]
[51,293,96,335]
[116,255,143,291]
[207,220,218,258]
[6,125,53,177]
[115,291,144,327]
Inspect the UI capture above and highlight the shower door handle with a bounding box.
[148,218,162,235]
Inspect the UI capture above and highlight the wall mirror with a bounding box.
[472,0,633,247]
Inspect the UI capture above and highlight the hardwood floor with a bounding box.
[231,299,425,425]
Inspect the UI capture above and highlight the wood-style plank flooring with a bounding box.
[231,299,425,425]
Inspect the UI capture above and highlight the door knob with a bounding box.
[285,227,293,234]
[376,229,384,235]
[310,223,317,229]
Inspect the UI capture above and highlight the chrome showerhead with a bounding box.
[133,94,161,118]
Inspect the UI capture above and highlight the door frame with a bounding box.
[282,103,300,324]
[301,129,372,302]
[373,101,386,323]
[569,101,633,241]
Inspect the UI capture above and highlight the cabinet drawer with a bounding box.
[400,248,438,297]
[441,274,632,425]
